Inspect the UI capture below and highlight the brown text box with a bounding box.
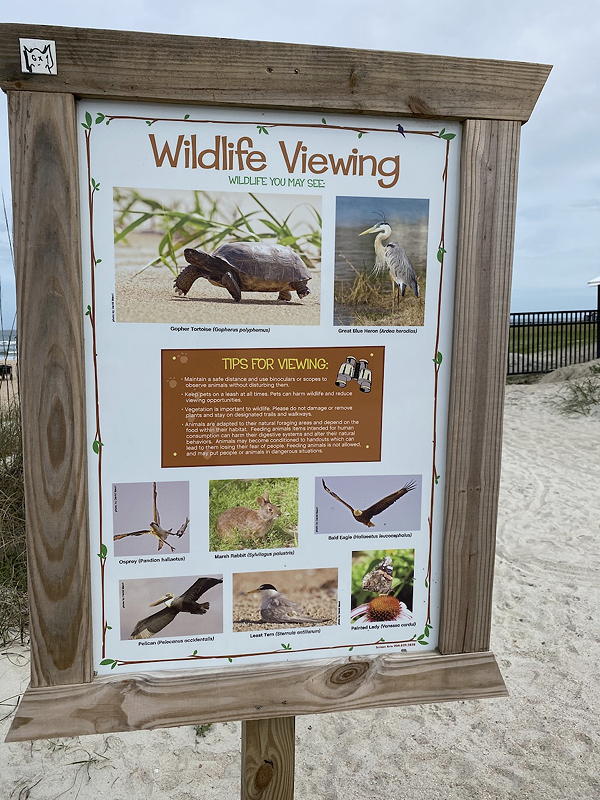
[161,347,384,467]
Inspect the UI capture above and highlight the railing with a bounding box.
[507,309,600,375]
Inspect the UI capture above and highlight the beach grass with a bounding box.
[553,375,600,416]
[114,189,321,276]
[0,397,27,644]
[334,256,425,327]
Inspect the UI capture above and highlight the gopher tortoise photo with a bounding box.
[174,242,312,303]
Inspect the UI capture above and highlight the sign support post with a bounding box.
[241,717,295,800]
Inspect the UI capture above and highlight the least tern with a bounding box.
[249,584,328,625]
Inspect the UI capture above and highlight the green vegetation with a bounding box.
[351,549,414,609]
[0,398,27,644]
[194,723,213,738]
[209,477,298,552]
[334,257,425,327]
[113,189,321,275]
[553,376,600,416]
[509,322,597,354]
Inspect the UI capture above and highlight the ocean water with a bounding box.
[1,329,17,359]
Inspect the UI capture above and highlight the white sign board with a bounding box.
[77,101,460,675]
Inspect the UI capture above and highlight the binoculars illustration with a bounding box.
[335,356,372,393]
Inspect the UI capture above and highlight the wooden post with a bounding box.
[241,716,295,800]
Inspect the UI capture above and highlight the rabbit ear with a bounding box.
[257,495,266,506]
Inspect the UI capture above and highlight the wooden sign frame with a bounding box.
[1,23,549,755]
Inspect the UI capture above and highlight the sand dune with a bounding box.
[1,374,598,799]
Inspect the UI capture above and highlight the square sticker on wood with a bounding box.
[19,38,57,74]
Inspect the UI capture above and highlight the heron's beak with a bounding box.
[246,588,261,594]
[149,594,170,607]
[359,225,379,236]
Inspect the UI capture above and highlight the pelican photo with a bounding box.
[232,568,338,632]
[315,474,422,534]
[120,574,223,640]
[334,195,429,327]
[112,481,190,556]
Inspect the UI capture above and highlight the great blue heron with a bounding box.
[359,223,420,309]
[248,584,329,624]
[130,576,222,639]
[321,479,416,527]
[113,482,189,552]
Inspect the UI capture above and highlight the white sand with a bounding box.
[1,376,599,799]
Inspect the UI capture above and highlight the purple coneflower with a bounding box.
[351,595,412,623]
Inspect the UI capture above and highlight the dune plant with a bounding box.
[335,254,425,327]
[114,189,321,276]
[0,398,27,644]
[554,376,600,416]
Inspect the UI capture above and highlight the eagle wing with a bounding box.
[181,577,223,603]
[321,480,355,514]
[363,480,416,520]
[130,606,178,639]
[113,529,151,540]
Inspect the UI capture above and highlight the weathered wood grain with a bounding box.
[439,120,521,655]
[6,651,507,742]
[8,91,92,686]
[0,24,550,121]
[242,717,295,800]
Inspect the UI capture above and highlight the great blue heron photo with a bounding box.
[359,222,420,303]
[334,196,428,327]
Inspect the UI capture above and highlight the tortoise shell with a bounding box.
[212,242,310,282]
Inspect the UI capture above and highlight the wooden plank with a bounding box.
[8,91,92,686]
[242,717,295,800]
[0,24,550,121]
[439,119,521,655]
[6,651,507,742]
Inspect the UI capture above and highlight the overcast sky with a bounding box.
[1,0,599,326]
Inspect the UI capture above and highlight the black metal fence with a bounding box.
[507,309,600,375]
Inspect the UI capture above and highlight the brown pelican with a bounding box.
[249,584,329,625]
[321,479,416,527]
[114,482,189,552]
[130,577,222,639]
[359,222,420,308]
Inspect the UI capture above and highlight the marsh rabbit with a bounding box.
[216,493,281,547]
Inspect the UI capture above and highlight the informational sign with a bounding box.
[78,101,460,674]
